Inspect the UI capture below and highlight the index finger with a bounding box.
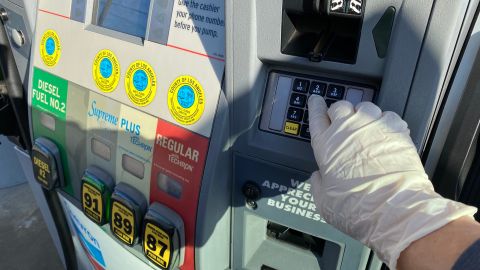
[308,95,330,140]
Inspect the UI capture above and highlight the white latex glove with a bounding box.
[308,95,477,269]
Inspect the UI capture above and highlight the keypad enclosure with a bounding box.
[260,72,375,141]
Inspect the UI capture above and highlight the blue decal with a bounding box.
[99,58,113,78]
[133,70,148,91]
[68,210,106,269]
[45,37,55,55]
[177,85,195,109]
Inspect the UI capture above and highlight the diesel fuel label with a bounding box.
[125,60,157,107]
[32,151,52,188]
[39,30,61,67]
[81,182,103,224]
[92,49,121,93]
[111,201,135,245]
[168,75,205,125]
[143,222,171,268]
[32,68,68,120]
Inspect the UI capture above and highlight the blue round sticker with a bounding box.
[133,70,148,91]
[177,85,195,109]
[99,58,113,78]
[45,37,55,55]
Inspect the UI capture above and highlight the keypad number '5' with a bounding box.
[110,201,136,245]
[143,223,172,269]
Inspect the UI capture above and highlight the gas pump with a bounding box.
[226,0,480,269]
[27,0,229,269]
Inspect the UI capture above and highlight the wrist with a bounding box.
[397,216,480,270]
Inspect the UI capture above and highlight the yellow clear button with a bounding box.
[284,121,300,135]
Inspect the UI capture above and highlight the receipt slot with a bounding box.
[142,203,185,270]
[81,166,114,225]
[110,183,147,246]
[31,137,64,190]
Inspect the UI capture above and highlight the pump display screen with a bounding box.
[96,0,151,38]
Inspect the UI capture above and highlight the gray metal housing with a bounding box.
[225,0,479,269]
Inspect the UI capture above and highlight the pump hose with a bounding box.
[0,8,31,150]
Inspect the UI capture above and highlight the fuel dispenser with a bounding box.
[27,0,229,269]
[2,0,476,269]
[226,0,479,269]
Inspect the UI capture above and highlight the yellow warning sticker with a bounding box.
[92,49,120,93]
[124,60,157,106]
[167,75,205,125]
[39,30,61,67]
[143,222,171,268]
[81,182,103,224]
[111,201,135,245]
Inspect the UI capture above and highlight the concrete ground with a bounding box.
[0,136,63,270]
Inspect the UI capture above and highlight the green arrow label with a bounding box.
[32,68,68,120]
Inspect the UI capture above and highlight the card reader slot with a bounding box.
[281,1,363,63]
[266,221,326,257]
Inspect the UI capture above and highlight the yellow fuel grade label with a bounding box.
[143,222,172,268]
[167,75,205,125]
[92,49,120,93]
[39,30,61,67]
[81,182,103,224]
[32,154,51,187]
[125,60,157,107]
[111,201,136,245]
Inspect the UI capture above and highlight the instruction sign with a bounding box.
[32,68,68,120]
[168,0,225,60]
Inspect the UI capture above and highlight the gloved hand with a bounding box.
[308,96,477,269]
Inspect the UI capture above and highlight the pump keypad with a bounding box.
[261,72,375,141]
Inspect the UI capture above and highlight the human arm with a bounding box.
[398,216,480,270]
[307,95,478,269]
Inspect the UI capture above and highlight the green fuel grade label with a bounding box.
[32,68,68,120]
